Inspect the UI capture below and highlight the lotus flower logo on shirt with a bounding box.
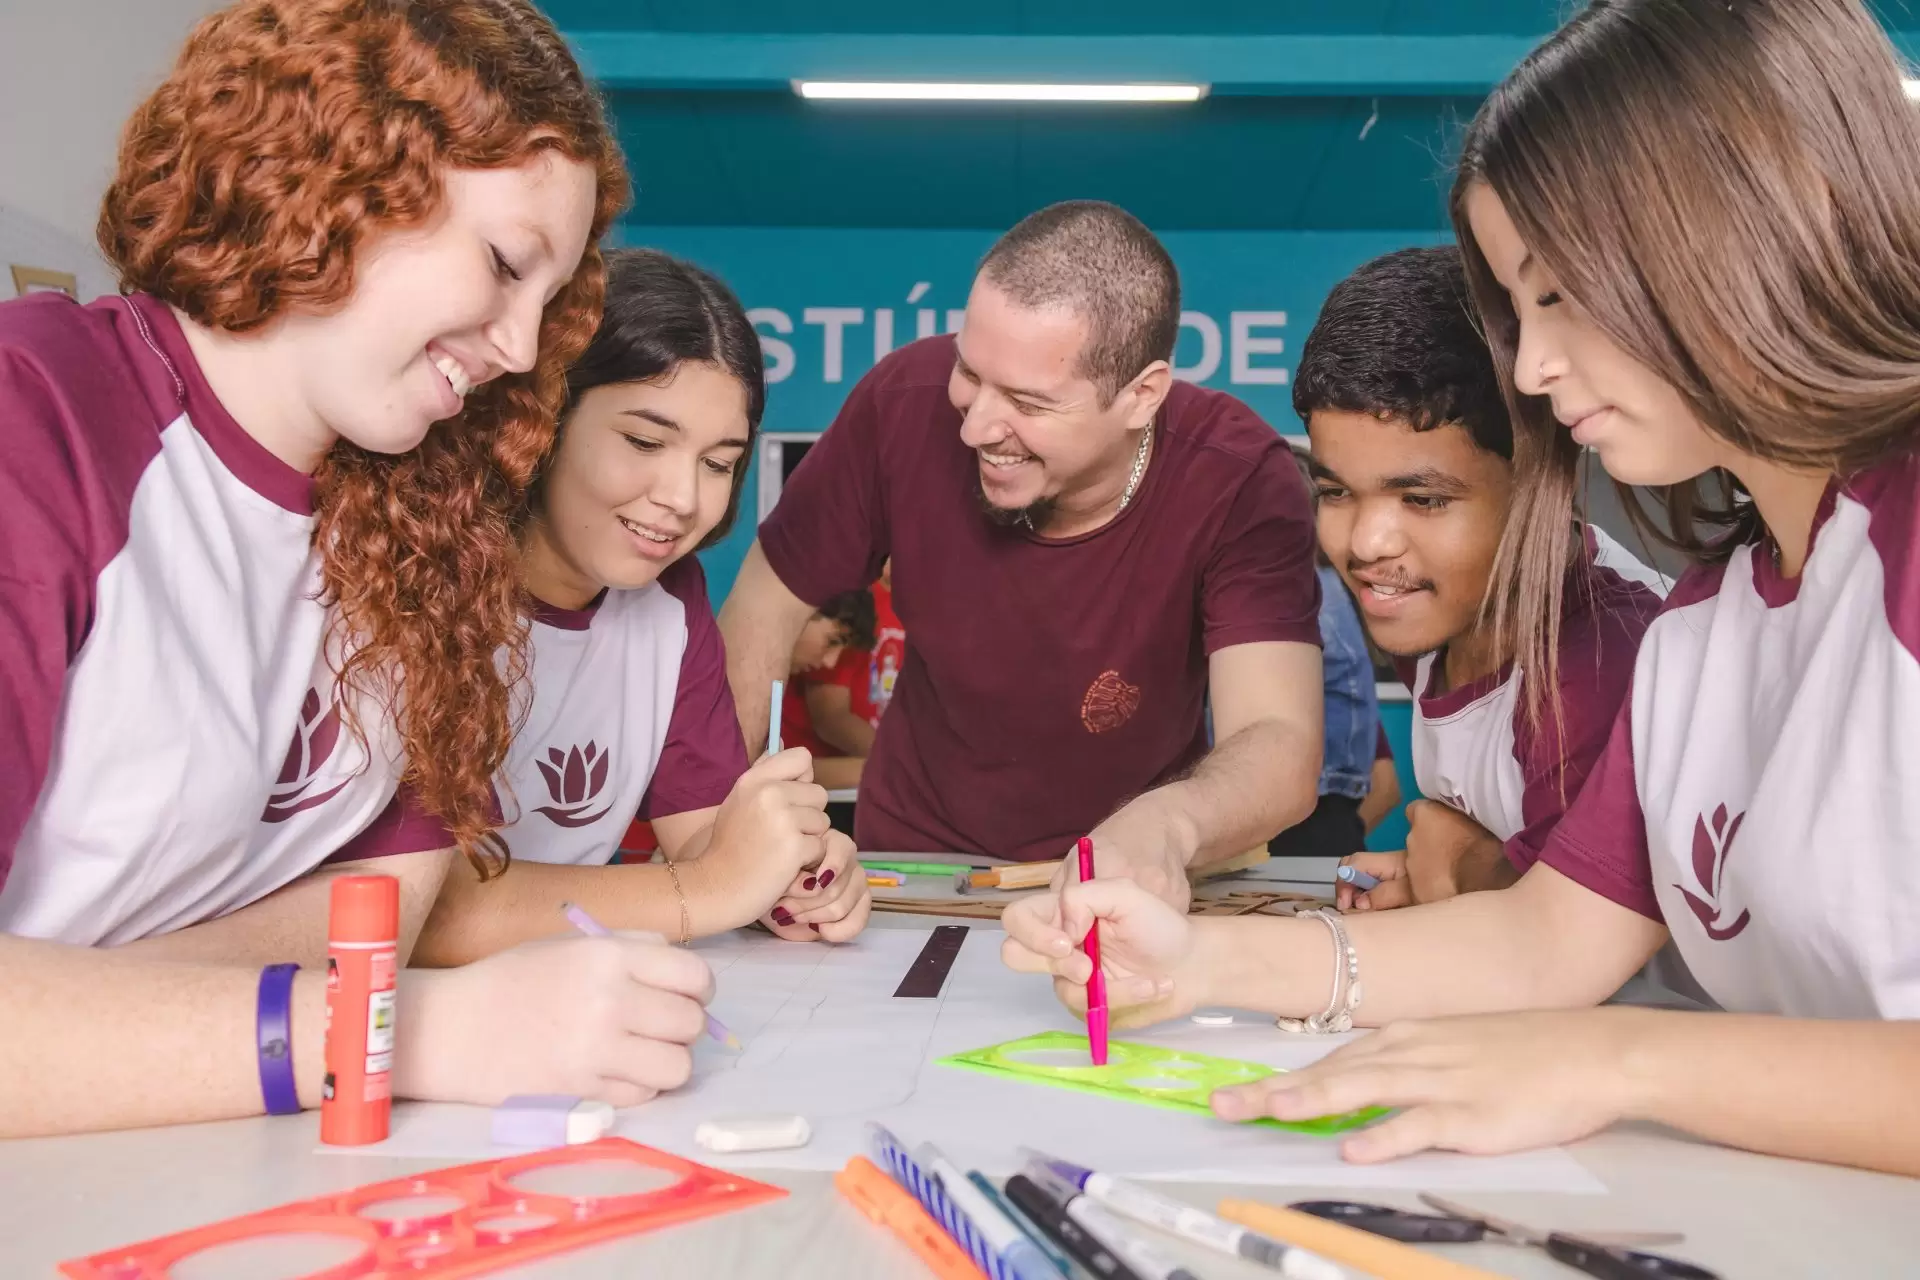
[535,741,615,827]
[1080,669,1143,734]
[1676,803,1752,942]
[262,688,351,823]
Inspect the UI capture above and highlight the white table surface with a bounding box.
[6,886,1919,1279]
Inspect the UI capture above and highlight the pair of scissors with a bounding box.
[1290,1196,1720,1279]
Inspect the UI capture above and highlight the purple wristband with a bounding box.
[256,963,301,1116]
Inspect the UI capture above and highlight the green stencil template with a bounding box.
[939,1031,1385,1136]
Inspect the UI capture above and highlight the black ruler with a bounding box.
[894,925,969,998]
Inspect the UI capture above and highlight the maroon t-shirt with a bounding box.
[757,335,1320,861]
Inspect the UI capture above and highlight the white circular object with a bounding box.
[694,1114,812,1154]
[1190,1010,1236,1026]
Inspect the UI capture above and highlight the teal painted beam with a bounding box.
[566,32,1545,97]
[571,30,1920,97]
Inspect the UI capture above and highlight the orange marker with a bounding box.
[1218,1199,1508,1280]
[835,1156,988,1280]
[321,874,399,1146]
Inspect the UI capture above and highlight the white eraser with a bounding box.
[565,1100,615,1144]
[694,1114,812,1153]
[1190,1009,1236,1026]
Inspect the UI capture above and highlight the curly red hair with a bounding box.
[99,0,629,877]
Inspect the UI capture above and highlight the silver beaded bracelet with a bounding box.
[1276,908,1362,1034]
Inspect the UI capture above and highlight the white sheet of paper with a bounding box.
[334,927,1602,1193]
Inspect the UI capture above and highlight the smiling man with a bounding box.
[1300,246,1667,910]
[719,201,1323,904]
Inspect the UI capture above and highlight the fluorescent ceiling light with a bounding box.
[794,81,1208,103]
[1905,78,1920,100]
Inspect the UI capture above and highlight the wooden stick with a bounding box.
[1217,1200,1508,1280]
[957,861,1061,892]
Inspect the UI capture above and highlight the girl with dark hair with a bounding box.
[1005,0,1920,1178]
[344,249,872,958]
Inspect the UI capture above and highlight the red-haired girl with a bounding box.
[0,1,712,1136]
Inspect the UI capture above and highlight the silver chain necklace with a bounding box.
[1117,420,1154,512]
[1021,421,1154,530]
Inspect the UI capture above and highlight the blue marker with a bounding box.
[866,1124,1060,1280]
[968,1171,1073,1277]
[1336,865,1380,891]
[767,679,784,756]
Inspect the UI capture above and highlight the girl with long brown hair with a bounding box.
[0,1,714,1137]
[1004,0,1920,1177]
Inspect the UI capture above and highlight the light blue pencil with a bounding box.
[1336,865,1380,891]
[768,679,784,756]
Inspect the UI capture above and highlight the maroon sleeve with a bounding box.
[327,785,456,861]
[0,304,160,891]
[1201,443,1322,653]
[1533,680,1661,919]
[1375,724,1393,761]
[1505,579,1660,875]
[756,357,892,608]
[639,558,751,819]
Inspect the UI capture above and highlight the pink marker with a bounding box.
[1076,837,1108,1066]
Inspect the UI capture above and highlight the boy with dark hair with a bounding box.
[1297,246,1666,909]
[779,589,877,791]
[805,561,905,765]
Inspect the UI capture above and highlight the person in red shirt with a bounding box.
[778,589,876,790]
[719,201,1324,907]
[806,561,906,766]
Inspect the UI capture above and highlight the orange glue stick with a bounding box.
[321,873,399,1146]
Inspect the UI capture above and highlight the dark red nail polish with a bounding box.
[803,876,818,891]
[809,923,821,933]
[772,907,794,926]
[819,869,836,888]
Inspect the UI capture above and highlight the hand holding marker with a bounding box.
[561,902,740,1051]
[1335,865,1380,892]
[1076,836,1108,1066]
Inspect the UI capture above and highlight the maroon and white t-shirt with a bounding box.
[757,334,1321,862]
[1542,455,1920,1018]
[340,557,747,863]
[0,292,402,944]
[1398,527,1668,874]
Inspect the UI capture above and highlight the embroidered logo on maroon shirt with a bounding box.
[262,688,351,823]
[536,742,614,827]
[1676,803,1752,941]
[1080,670,1142,734]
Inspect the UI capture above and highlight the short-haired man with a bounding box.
[719,201,1324,907]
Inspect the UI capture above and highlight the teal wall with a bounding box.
[1369,700,1419,851]
[616,225,1448,597]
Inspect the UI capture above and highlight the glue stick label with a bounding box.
[367,988,396,1058]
